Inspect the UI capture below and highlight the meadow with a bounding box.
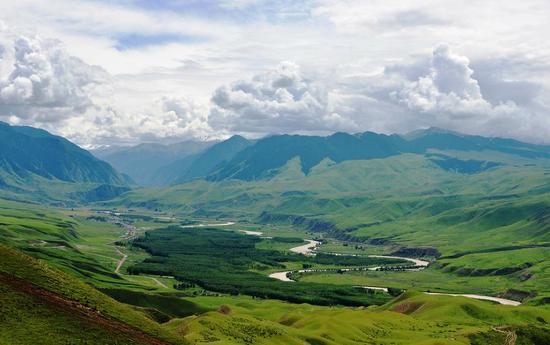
[2,185,550,344]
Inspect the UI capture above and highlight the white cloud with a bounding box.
[0,1,550,145]
[392,44,517,117]
[210,61,356,136]
[0,25,108,122]
[0,22,218,146]
[57,95,216,147]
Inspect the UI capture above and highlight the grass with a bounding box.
[164,292,550,345]
[0,244,185,345]
[0,280,155,345]
[1,197,550,344]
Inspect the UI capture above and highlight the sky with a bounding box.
[0,0,549,147]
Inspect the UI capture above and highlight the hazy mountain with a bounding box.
[93,140,217,185]
[151,135,252,186]
[149,154,199,186]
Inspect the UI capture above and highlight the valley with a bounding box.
[3,2,550,343]
[1,124,549,344]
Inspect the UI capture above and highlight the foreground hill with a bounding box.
[0,122,130,204]
[0,244,184,345]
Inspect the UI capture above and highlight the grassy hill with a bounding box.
[0,244,184,345]
[164,291,550,345]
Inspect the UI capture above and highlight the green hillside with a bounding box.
[0,121,127,185]
[0,244,184,345]
[0,121,130,204]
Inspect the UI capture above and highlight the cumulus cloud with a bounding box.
[1,17,549,146]
[60,96,215,147]
[204,48,550,143]
[142,96,212,140]
[0,24,217,147]
[391,44,517,119]
[0,25,108,123]
[209,61,356,135]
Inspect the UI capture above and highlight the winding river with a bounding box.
[181,221,236,228]
[180,224,521,306]
[266,238,521,306]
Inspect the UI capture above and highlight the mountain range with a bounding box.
[3,121,550,203]
[209,128,550,181]
[4,123,550,198]
[91,127,550,187]
[0,121,129,203]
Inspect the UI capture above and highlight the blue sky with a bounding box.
[114,32,209,50]
[0,0,549,146]
[117,0,313,21]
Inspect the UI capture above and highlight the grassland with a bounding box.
[106,150,550,306]
[3,146,550,344]
[163,291,550,345]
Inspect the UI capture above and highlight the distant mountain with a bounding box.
[93,140,217,185]
[90,127,550,187]
[0,122,130,203]
[403,127,550,159]
[152,135,251,186]
[207,128,550,181]
[208,132,401,181]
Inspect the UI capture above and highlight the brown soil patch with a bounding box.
[392,302,424,314]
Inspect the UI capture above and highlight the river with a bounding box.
[267,238,521,306]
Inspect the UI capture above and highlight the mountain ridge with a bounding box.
[0,122,127,185]
[206,128,550,182]
[0,122,131,203]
